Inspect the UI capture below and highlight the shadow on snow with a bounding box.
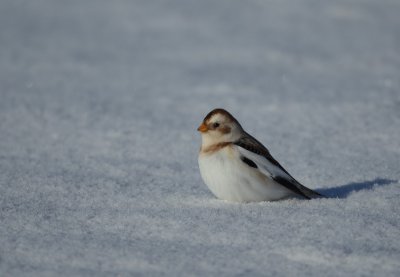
[318,178,397,199]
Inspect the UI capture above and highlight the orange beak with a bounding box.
[197,123,208,132]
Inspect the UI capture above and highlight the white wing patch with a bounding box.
[235,145,294,181]
[235,144,322,199]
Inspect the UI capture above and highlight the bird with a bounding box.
[197,108,322,202]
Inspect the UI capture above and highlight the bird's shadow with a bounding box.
[318,178,397,199]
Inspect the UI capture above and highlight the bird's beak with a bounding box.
[197,123,208,133]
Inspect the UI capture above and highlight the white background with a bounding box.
[1,1,399,276]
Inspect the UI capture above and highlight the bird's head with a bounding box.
[197,108,243,147]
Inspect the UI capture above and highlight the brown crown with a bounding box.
[203,108,240,125]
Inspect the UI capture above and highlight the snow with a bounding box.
[1,0,400,276]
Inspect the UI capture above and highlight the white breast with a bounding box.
[198,146,294,202]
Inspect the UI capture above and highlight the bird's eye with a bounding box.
[212,122,220,128]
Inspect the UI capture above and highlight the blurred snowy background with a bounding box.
[1,0,400,276]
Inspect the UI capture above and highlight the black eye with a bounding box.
[212,122,220,128]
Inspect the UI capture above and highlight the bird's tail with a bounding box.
[298,184,324,199]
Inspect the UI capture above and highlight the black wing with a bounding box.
[234,132,322,199]
[234,133,291,175]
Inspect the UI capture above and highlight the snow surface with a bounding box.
[1,0,400,276]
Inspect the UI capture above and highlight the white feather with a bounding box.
[198,146,295,202]
[235,146,291,180]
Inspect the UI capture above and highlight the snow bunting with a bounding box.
[197,108,322,202]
